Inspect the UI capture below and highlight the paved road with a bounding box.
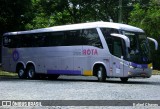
[0,75,160,108]
[0,75,160,100]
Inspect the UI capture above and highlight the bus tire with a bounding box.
[97,66,106,82]
[27,65,36,79]
[17,65,26,79]
[120,77,128,83]
[48,74,60,80]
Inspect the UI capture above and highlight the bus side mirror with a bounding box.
[147,37,158,50]
[111,33,130,48]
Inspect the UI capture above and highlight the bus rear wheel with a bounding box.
[97,66,106,82]
[17,66,26,79]
[120,77,128,82]
[27,66,36,79]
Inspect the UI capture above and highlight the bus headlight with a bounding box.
[129,66,135,69]
[150,66,153,69]
[128,72,132,75]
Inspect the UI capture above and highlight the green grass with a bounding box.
[0,70,18,77]
[152,70,160,75]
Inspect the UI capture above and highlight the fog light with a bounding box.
[128,72,132,75]
[148,63,153,69]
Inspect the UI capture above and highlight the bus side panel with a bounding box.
[45,46,75,75]
[2,48,11,72]
[2,48,19,73]
[81,46,111,76]
[73,46,84,75]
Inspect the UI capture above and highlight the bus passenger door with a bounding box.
[111,37,124,77]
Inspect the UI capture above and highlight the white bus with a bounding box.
[2,22,158,82]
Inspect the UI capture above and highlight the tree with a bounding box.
[0,0,33,33]
[25,0,121,29]
[129,0,160,69]
[0,0,33,62]
[121,0,150,23]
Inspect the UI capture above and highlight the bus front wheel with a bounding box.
[27,66,36,79]
[97,66,106,82]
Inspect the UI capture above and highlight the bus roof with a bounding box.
[4,21,144,36]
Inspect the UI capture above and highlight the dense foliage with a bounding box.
[0,0,32,33]
[129,0,160,69]
[0,0,152,32]
[0,0,160,69]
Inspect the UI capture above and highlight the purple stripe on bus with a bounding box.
[47,70,81,75]
[131,63,148,68]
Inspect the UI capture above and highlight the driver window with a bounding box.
[100,28,120,55]
[113,37,123,58]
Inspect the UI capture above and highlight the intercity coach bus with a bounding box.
[2,22,158,82]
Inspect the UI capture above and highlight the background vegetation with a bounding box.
[0,0,160,69]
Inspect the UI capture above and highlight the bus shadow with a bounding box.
[105,79,160,86]
[0,76,159,86]
[0,76,19,81]
[56,75,160,85]
[55,77,160,86]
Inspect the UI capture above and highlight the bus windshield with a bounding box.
[122,31,152,64]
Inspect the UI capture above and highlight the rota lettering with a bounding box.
[82,49,98,55]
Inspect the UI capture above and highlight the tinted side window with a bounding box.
[64,30,81,46]
[101,28,119,53]
[45,32,64,46]
[81,29,103,48]
[3,35,11,47]
[64,28,102,48]
[113,37,124,58]
[3,28,102,48]
[4,35,23,48]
